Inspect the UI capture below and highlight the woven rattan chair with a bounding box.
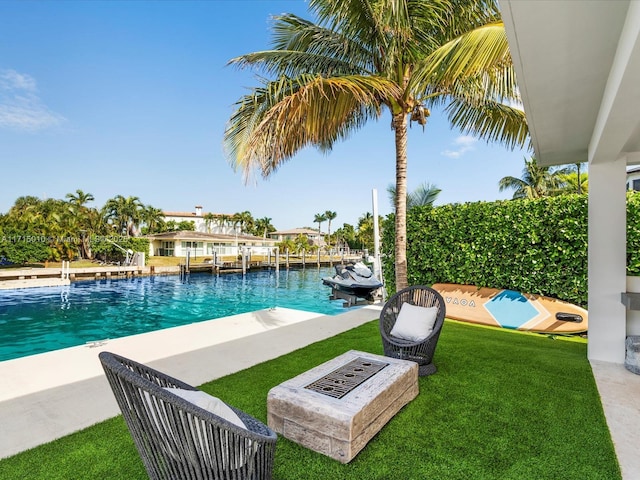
[379,285,446,376]
[99,351,277,480]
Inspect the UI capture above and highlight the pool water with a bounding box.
[0,267,347,362]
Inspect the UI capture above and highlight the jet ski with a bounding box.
[322,262,383,300]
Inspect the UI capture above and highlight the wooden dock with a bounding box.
[0,255,365,289]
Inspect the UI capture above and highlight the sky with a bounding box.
[0,0,531,232]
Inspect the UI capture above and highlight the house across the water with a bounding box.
[145,231,277,259]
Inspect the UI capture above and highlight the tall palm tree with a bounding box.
[224,0,527,289]
[387,182,441,211]
[233,211,255,235]
[64,190,97,259]
[65,189,94,208]
[218,213,232,234]
[103,195,143,236]
[324,210,337,248]
[499,157,565,199]
[313,212,327,246]
[141,205,166,234]
[203,212,217,233]
[254,216,275,238]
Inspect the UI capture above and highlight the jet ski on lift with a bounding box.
[322,261,383,303]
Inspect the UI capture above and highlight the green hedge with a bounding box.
[626,192,640,275]
[382,195,591,306]
[382,191,640,307]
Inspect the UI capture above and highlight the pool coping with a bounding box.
[0,305,382,459]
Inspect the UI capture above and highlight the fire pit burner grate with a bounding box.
[304,357,389,399]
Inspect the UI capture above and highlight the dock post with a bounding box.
[275,248,279,273]
[302,249,305,268]
[286,248,290,270]
[242,249,247,275]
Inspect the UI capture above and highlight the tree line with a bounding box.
[0,191,379,264]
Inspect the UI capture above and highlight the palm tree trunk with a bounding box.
[393,111,409,290]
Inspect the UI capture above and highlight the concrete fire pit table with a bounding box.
[267,350,419,463]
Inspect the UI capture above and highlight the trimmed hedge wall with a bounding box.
[382,191,640,308]
[626,192,640,276]
[382,195,591,306]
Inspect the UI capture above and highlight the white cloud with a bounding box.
[441,135,477,158]
[0,69,65,131]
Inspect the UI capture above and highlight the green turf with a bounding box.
[0,321,621,480]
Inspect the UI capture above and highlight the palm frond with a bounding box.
[224,74,399,181]
[250,13,375,75]
[408,182,441,208]
[444,97,530,150]
[421,21,511,87]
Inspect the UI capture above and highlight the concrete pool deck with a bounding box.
[0,305,382,459]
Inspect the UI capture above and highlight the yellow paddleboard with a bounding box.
[431,283,588,334]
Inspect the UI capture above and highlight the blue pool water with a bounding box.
[0,268,347,362]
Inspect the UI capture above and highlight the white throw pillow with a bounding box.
[164,388,246,430]
[390,303,439,342]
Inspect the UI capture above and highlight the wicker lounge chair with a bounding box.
[379,285,446,376]
[99,351,277,480]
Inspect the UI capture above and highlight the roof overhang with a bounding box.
[501,0,640,166]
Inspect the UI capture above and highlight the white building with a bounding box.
[162,206,239,235]
[146,230,277,259]
[627,166,640,191]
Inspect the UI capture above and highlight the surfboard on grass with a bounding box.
[431,283,588,334]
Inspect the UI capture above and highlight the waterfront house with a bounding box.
[145,230,277,259]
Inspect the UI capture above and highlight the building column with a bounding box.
[588,158,627,363]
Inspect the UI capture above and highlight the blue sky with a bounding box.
[0,0,530,231]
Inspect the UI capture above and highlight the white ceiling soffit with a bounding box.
[501,0,640,167]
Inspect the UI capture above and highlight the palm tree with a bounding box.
[65,189,94,208]
[499,157,566,199]
[313,212,327,247]
[233,211,254,235]
[8,196,41,218]
[203,212,217,233]
[219,214,234,235]
[102,195,143,236]
[324,210,337,248]
[253,216,275,238]
[141,205,166,234]
[224,0,526,290]
[64,190,98,259]
[556,171,588,195]
[556,163,588,195]
[357,212,375,252]
[387,182,441,211]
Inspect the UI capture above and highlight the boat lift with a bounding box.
[104,238,134,266]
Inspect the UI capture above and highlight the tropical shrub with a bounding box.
[626,192,640,275]
[0,228,51,264]
[382,195,589,306]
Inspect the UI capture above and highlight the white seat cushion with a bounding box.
[390,303,439,342]
[164,387,246,429]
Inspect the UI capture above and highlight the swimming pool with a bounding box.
[0,267,348,362]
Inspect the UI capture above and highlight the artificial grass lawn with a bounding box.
[0,321,620,480]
